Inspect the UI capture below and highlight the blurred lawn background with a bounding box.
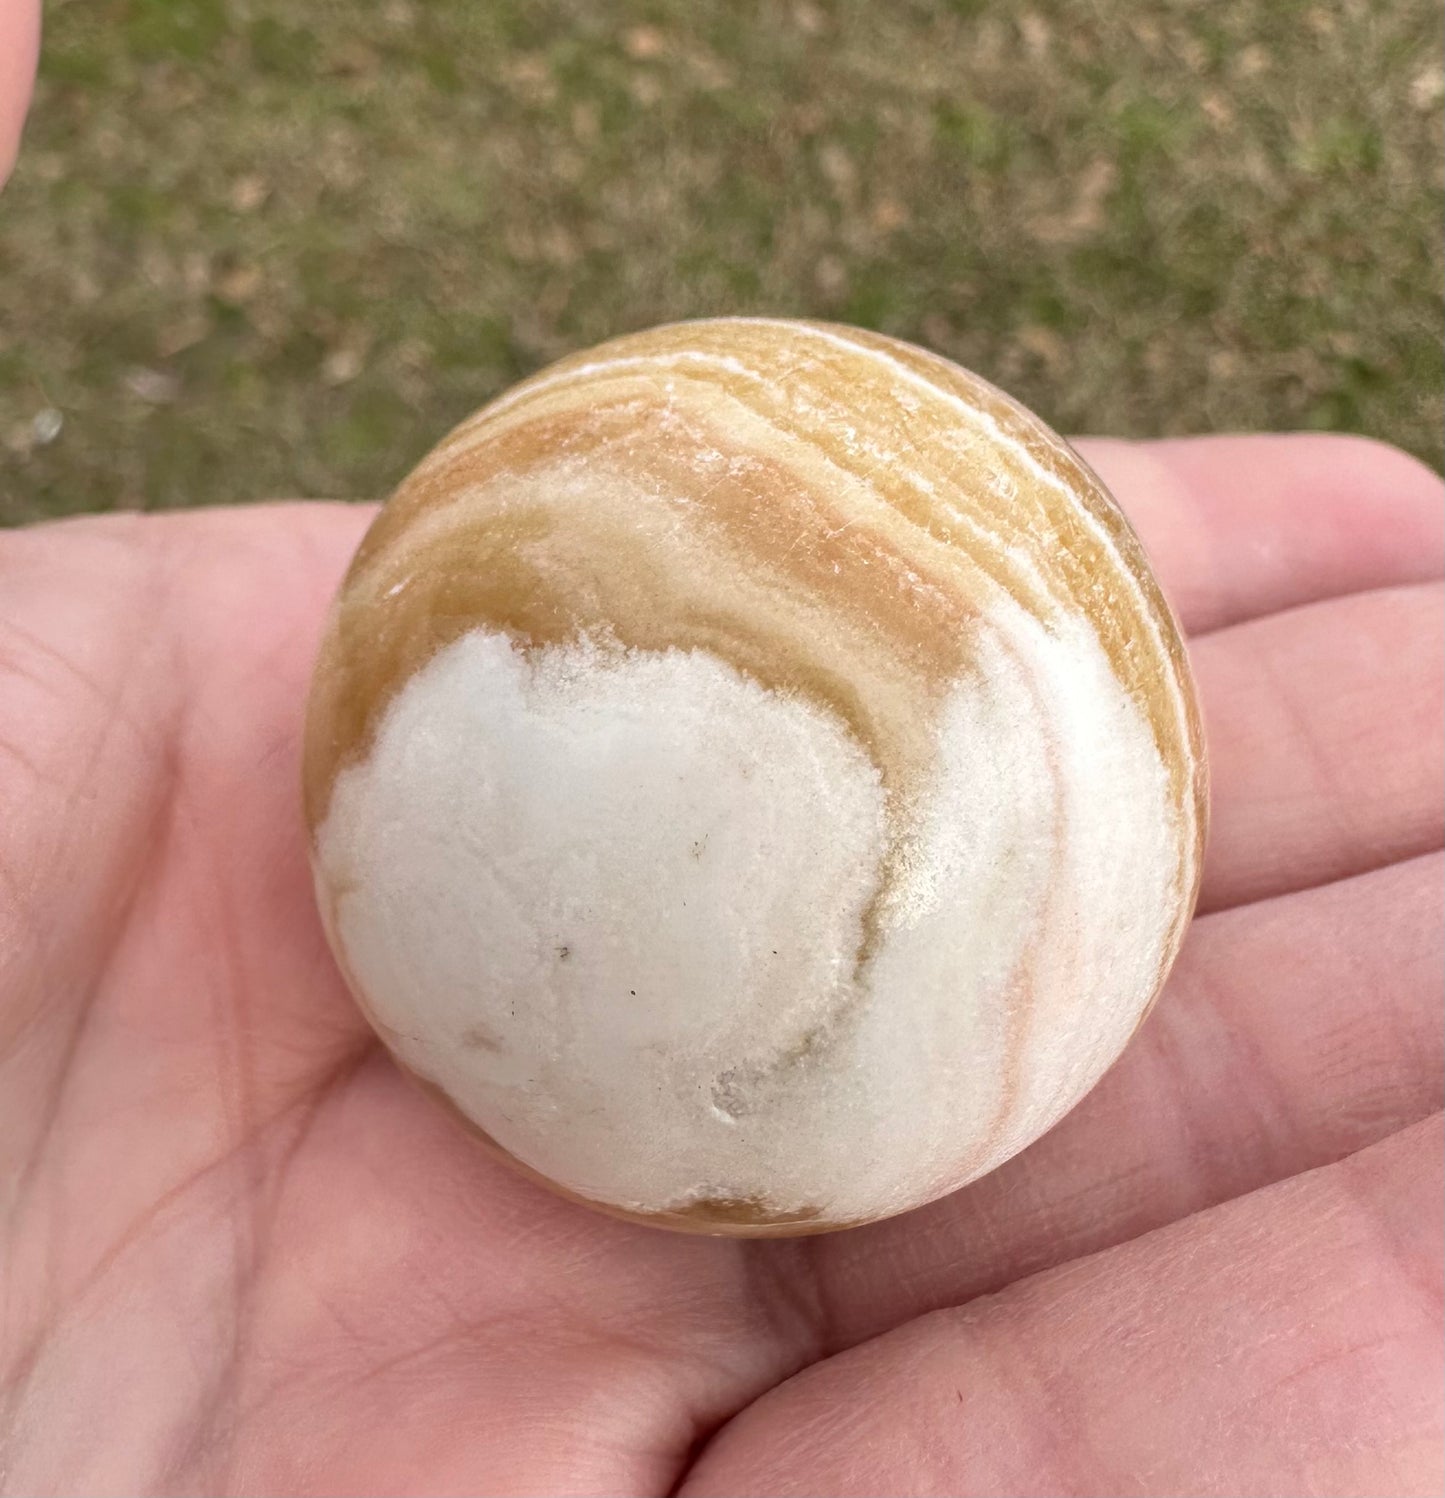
[1,0,1441,523]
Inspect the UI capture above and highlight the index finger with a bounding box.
[1074,433,1444,635]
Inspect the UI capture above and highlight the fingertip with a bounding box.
[1159,432,1444,556]
[1073,433,1445,635]
[1297,432,1445,551]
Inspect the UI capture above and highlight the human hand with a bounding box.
[0,435,1440,1495]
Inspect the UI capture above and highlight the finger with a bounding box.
[684,1117,1444,1498]
[807,853,1443,1349]
[1073,434,1445,636]
[0,0,39,187]
[1194,581,1443,913]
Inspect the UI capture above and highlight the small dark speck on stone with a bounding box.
[460,1023,503,1053]
[556,945,570,961]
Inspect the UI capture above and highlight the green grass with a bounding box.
[2,0,1441,522]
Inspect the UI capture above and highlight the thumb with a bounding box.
[1,0,40,188]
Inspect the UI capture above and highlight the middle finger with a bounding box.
[801,850,1443,1350]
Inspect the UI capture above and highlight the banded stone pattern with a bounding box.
[305,318,1207,1235]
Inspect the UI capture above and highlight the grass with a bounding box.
[1,0,1441,522]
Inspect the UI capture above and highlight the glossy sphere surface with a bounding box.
[304,318,1207,1235]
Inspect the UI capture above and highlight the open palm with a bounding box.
[2,434,1441,1497]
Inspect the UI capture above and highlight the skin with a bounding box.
[0,437,1440,1496]
[2,23,1442,1490]
[0,0,38,188]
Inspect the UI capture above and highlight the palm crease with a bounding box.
[1,434,1441,1496]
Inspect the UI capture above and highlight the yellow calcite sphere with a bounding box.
[304,318,1207,1235]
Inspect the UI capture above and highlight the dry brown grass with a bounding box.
[1,0,1441,522]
